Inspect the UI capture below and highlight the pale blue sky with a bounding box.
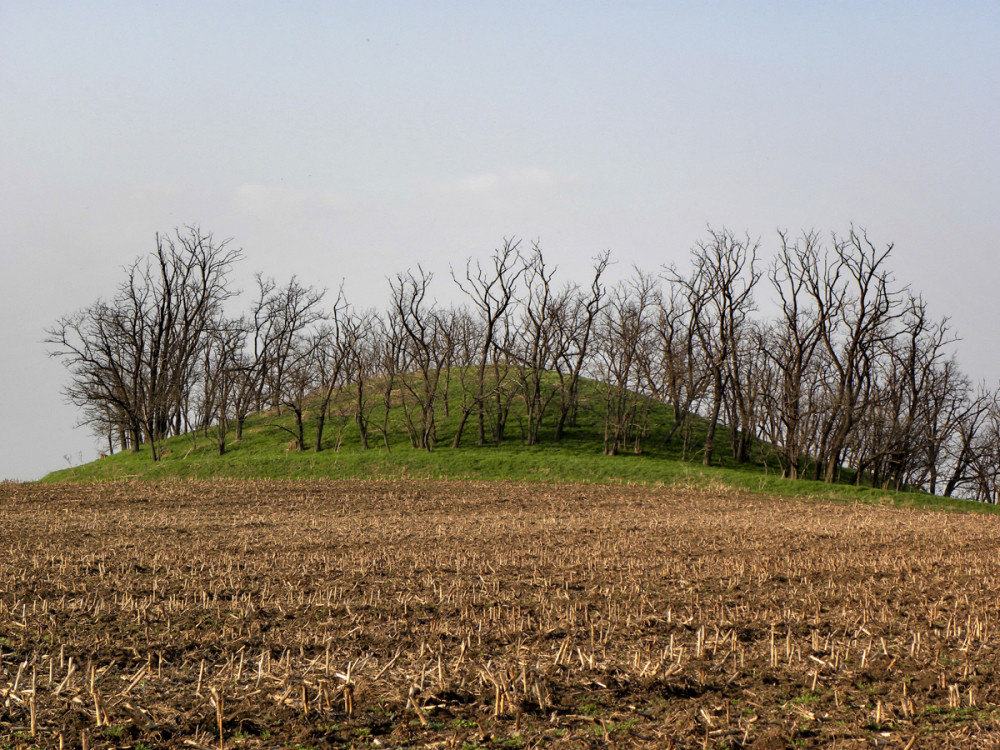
[2,1,998,479]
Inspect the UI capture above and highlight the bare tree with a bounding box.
[915,359,966,495]
[762,231,831,478]
[48,227,241,461]
[444,307,486,448]
[513,243,562,445]
[968,392,1000,503]
[342,308,381,451]
[726,319,768,464]
[941,382,992,498]
[230,276,277,441]
[452,239,523,446]
[49,298,146,455]
[312,291,351,452]
[258,276,326,414]
[551,251,610,441]
[593,271,657,455]
[51,223,1000,501]
[201,318,246,455]
[862,297,954,490]
[371,312,403,453]
[668,229,760,466]
[639,282,709,458]
[266,332,322,451]
[808,229,902,483]
[390,267,445,451]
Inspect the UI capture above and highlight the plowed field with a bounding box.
[2,481,1000,748]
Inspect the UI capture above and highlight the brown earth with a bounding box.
[2,480,1000,748]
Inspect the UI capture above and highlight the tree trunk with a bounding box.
[553,404,568,441]
[356,383,369,450]
[293,408,305,451]
[314,412,326,452]
[144,421,160,462]
[703,390,723,467]
[357,412,369,450]
[452,407,474,449]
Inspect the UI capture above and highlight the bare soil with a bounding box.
[2,480,1000,748]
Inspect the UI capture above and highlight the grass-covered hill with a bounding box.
[42,371,997,515]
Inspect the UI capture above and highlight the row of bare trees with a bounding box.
[47,229,242,461]
[48,226,1000,501]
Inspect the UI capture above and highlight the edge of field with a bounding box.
[26,465,1000,518]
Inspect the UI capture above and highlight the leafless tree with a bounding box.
[312,291,351,452]
[443,307,486,448]
[50,224,1000,502]
[860,297,954,490]
[513,243,563,445]
[761,231,830,478]
[667,229,760,466]
[230,277,277,441]
[639,282,709,458]
[593,271,657,455]
[266,332,321,451]
[342,308,381,451]
[551,251,610,441]
[201,317,246,455]
[48,227,241,461]
[808,229,903,482]
[257,276,326,414]
[452,239,523,446]
[49,298,146,454]
[726,319,768,464]
[371,312,403,453]
[941,383,992,498]
[968,392,1000,503]
[390,267,445,451]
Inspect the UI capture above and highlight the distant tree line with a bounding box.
[48,225,1000,501]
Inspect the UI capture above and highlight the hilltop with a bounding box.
[41,370,996,516]
[47,229,1000,506]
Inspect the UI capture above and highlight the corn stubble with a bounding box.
[2,480,1000,748]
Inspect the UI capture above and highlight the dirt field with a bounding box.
[2,481,1000,748]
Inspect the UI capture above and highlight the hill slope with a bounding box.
[41,371,996,514]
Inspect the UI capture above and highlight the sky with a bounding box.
[1,1,998,481]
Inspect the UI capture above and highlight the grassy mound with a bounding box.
[41,372,998,514]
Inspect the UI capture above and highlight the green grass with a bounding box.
[39,371,1000,516]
